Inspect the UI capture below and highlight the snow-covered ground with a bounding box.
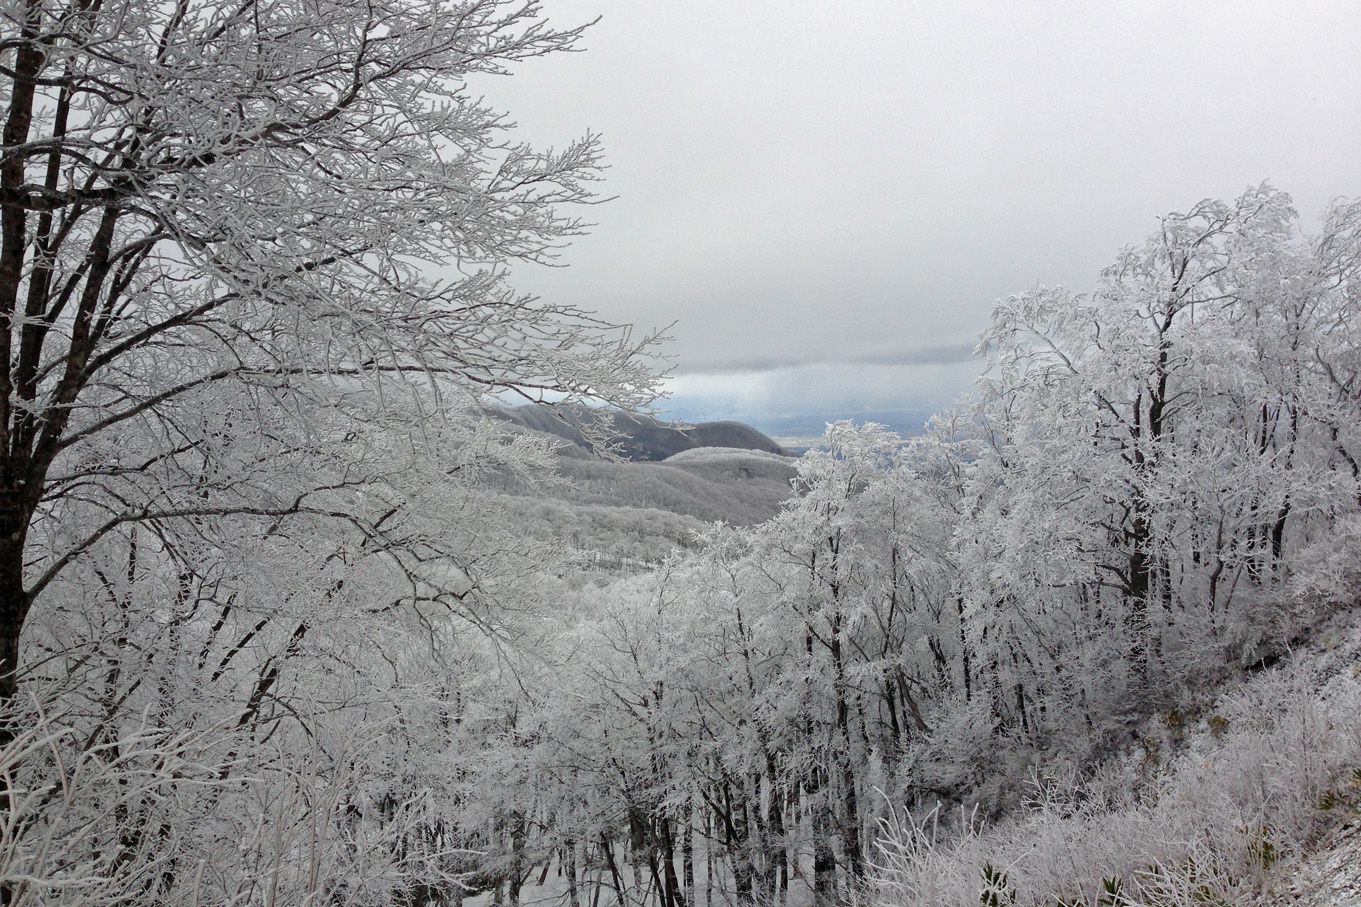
[867,606,1361,907]
[1270,816,1361,907]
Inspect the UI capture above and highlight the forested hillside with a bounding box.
[494,405,787,461]
[494,447,797,568]
[433,186,1361,907]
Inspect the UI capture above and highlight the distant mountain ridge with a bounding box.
[685,408,937,443]
[485,407,798,568]
[492,405,786,461]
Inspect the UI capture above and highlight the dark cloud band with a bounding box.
[673,341,978,376]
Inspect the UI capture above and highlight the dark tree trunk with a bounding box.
[764,761,787,907]
[955,596,973,702]
[809,785,837,907]
[682,800,694,907]
[1126,388,1153,675]
[829,615,863,879]
[566,839,580,907]
[704,803,713,907]
[0,523,30,745]
[601,835,626,907]
[658,815,685,907]
[509,812,525,907]
[748,771,773,907]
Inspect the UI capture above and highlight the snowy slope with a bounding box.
[869,606,1361,907]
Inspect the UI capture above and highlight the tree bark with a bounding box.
[682,800,694,907]
[809,783,837,907]
[829,614,863,879]
[566,839,580,907]
[509,812,525,907]
[0,523,30,743]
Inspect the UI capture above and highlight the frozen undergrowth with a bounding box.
[868,609,1361,907]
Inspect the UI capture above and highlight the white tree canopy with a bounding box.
[0,0,663,701]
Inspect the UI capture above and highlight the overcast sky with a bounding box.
[491,1,1361,425]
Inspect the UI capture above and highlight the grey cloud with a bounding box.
[671,341,978,376]
[484,1,1361,421]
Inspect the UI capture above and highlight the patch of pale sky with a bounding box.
[663,359,981,423]
[478,0,1361,420]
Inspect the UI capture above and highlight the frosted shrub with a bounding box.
[0,690,471,905]
[868,635,1361,906]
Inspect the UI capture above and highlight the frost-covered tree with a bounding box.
[975,185,1361,691]
[0,1,664,902]
[495,187,1361,907]
[0,0,659,711]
